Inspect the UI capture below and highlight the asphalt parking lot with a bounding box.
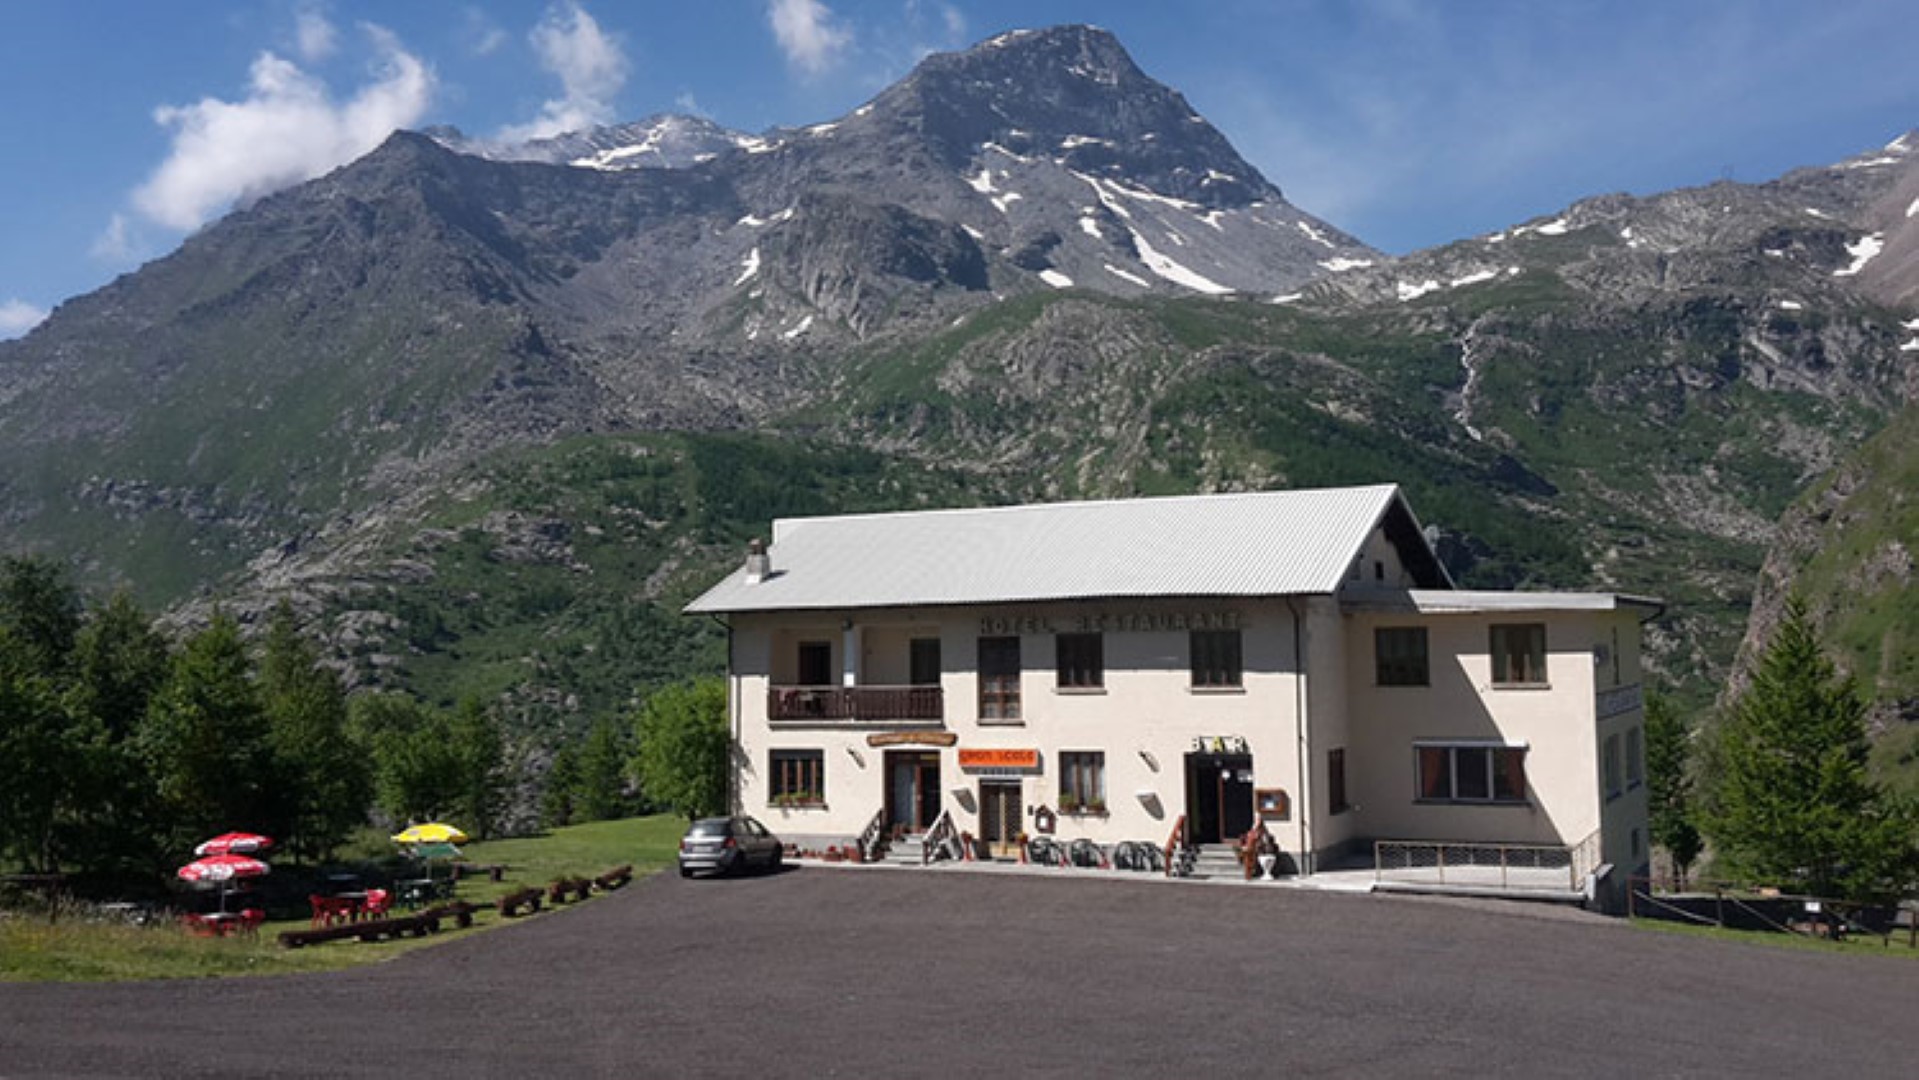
[2,866,1913,1077]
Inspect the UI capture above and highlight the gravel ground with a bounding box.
[1,866,1913,1078]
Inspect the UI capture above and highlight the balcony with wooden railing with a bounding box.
[766,684,944,724]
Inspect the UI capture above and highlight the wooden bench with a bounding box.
[1886,906,1919,948]
[497,887,544,917]
[422,901,476,929]
[546,877,592,904]
[450,862,507,883]
[278,911,443,949]
[594,865,634,891]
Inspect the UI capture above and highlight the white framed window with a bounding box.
[1375,627,1429,686]
[1490,623,1547,686]
[770,749,824,806]
[1059,751,1106,813]
[1415,742,1527,804]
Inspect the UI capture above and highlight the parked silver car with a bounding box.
[678,816,784,878]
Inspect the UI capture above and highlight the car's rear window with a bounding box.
[688,819,731,837]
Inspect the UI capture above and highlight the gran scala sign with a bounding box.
[978,610,1241,636]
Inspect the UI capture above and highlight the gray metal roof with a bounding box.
[1342,590,1663,616]
[686,484,1439,614]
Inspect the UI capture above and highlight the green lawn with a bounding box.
[1633,917,1919,959]
[0,815,687,982]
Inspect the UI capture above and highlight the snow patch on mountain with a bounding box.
[1321,257,1373,272]
[1396,280,1441,302]
[1104,264,1149,287]
[1296,221,1337,249]
[1130,229,1230,294]
[1514,217,1571,237]
[1834,234,1884,277]
[735,247,760,286]
[1039,269,1074,288]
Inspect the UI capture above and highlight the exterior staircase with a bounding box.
[1185,844,1247,881]
[886,834,926,866]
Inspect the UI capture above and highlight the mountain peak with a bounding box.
[865,24,1278,208]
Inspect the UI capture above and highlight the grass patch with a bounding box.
[0,814,689,982]
[1632,917,1919,959]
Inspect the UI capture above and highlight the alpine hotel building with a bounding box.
[686,485,1657,910]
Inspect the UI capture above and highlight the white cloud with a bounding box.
[90,213,138,263]
[496,2,629,143]
[675,92,709,119]
[463,6,508,57]
[131,24,433,232]
[0,298,49,339]
[295,5,338,63]
[768,0,851,76]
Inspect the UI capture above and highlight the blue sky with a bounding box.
[2,1,1913,338]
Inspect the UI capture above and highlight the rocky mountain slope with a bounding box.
[1741,400,1918,791]
[0,25,1914,736]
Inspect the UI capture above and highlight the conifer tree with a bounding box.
[139,615,272,846]
[1703,598,1916,899]
[575,717,632,822]
[1644,693,1701,886]
[259,603,369,862]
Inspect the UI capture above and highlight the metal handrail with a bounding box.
[1374,835,1590,891]
[922,809,962,864]
[855,807,887,864]
[1567,828,1604,885]
[1162,813,1189,878]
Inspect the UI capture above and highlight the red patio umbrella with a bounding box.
[194,831,275,857]
[177,853,271,913]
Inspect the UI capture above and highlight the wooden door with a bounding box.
[980,781,1023,858]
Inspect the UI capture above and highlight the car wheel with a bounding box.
[769,847,783,872]
[678,865,693,879]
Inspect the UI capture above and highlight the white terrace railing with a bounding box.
[1375,830,1604,894]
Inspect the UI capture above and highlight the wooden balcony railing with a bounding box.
[767,684,944,723]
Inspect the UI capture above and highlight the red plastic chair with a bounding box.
[238,909,265,936]
[361,888,392,919]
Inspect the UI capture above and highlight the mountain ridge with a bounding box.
[0,23,1913,736]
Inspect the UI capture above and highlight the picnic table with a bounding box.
[183,910,263,937]
[397,878,455,908]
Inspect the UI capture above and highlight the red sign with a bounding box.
[958,748,1040,770]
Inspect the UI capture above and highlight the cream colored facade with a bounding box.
[691,489,1656,911]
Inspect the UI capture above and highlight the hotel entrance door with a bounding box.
[886,751,941,834]
[1186,752,1254,843]
[979,780,1023,858]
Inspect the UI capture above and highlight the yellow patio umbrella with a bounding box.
[391,822,469,845]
